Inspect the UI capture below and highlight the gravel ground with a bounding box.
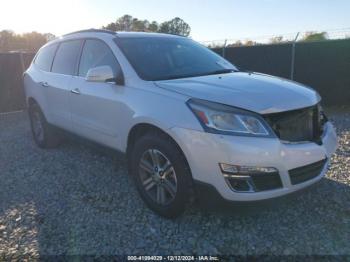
[0,108,349,258]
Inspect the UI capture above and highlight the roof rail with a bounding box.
[63,29,116,36]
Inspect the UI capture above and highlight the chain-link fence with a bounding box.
[199,28,350,48]
[199,29,350,106]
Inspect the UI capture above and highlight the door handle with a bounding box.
[41,82,49,87]
[71,88,80,95]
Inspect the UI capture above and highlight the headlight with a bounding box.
[187,99,274,137]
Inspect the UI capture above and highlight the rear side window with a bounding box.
[52,40,82,75]
[78,39,121,77]
[34,44,57,72]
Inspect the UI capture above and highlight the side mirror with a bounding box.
[86,66,124,85]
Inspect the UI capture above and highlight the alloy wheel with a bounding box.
[139,149,178,205]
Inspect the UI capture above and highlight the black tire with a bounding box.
[28,103,62,148]
[129,131,193,218]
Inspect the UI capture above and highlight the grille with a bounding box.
[289,159,327,185]
[264,105,324,143]
[226,172,282,192]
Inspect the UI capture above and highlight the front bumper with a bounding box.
[169,122,337,202]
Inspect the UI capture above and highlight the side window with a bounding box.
[52,40,82,75]
[34,44,57,72]
[79,39,121,77]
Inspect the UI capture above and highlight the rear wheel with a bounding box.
[129,132,193,218]
[29,103,62,148]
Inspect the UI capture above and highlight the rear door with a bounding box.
[48,39,82,130]
[69,39,124,147]
[29,43,58,120]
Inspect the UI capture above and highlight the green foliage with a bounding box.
[0,30,53,52]
[244,40,256,46]
[103,15,159,32]
[158,17,191,37]
[103,15,190,36]
[148,21,159,32]
[269,36,284,44]
[302,32,328,42]
[227,40,243,47]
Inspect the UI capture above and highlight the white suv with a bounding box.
[24,29,338,217]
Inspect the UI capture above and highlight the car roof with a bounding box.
[61,29,182,39]
[41,29,184,50]
[115,31,183,38]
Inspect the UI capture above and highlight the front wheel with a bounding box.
[129,132,193,218]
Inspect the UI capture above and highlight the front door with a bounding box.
[69,39,124,147]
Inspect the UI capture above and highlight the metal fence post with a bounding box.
[222,39,227,58]
[290,32,300,80]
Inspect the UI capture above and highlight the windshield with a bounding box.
[114,37,237,81]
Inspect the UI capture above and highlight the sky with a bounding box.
[1,0,349,41]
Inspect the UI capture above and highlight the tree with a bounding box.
[103,14,133,31]
[103,22,118,31]
[302,32,328,42]
[44,33,56,41]
[21,32,48,52]
[148,21,159,32]
[158,17,191,36]
[103,15,159,33]
[102,15,190,36]
[227,40,243,47]
[0,30,15,52]
[244,40,256,46]
[0,30,53,52]
[116,14,134,31]
[131,18,148,32]
[269,36,284,44]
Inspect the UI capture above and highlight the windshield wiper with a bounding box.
[154,74,197,81]
[154,69,237,81]
[203,69,237,76]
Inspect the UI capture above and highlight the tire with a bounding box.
[129,131,193,218]
[28,103,62,148]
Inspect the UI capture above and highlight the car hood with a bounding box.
[155,72,320,114]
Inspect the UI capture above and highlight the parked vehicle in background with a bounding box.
[23,29,337,218]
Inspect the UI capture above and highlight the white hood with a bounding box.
[155,72,320,114]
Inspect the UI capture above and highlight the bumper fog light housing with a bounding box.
[219,163,281,192]
[219,163,277,176]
